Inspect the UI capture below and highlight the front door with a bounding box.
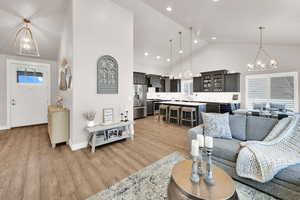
[9,60,50,128]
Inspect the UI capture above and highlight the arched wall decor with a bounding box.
[97,55,119,94]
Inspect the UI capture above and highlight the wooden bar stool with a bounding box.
[169,106,181,125]
[158,104,169,121]
[180,107,197,127]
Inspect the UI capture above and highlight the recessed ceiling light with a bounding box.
[212,0,220,2]
[178,50,183,54]
[166,6,172,12]
[166,58,171,62]
[193,39,199,44]
[211,37,217,40]
[156,56,161,60]
[144,52,149,56]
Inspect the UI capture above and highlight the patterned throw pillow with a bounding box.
[202,112,232,139]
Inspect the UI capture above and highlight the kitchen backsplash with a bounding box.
[147,89,240,103]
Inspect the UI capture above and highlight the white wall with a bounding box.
[68,0,134,147]
[170,43,300,110]
[0,54,58,127]
[134,64,170,75]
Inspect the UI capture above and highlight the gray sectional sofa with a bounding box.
[188,115,300,200]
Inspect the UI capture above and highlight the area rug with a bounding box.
[87,152,277,200]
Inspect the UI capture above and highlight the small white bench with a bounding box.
[86,121,134,153]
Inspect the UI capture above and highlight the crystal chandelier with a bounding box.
[14,18,40,57]
[247,26,278,72]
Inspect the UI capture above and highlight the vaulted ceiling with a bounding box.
[0,0,300,66]
[141,0,300,45]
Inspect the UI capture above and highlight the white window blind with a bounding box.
[246,72,298,112]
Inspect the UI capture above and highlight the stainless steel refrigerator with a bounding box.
[133,85,147,119]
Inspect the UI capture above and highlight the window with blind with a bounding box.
[246,72,298,112]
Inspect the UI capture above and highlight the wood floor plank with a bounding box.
[0,116,189,200]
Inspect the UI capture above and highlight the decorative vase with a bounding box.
[87,120,95,127]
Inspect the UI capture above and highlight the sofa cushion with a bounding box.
[202,112,232,139]
[229,115,247,141]
[246,116,278,141]
[212,138,241,162]
[275,164,300,186]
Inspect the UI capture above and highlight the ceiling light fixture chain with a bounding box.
[178,31,183,54]
[169,39,173,64]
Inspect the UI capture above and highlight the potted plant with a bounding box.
[83,111,96,127]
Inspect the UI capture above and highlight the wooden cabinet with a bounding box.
[134,72,146,85]
[160,78,166,92]
[193,77,203,92]
[225,73,240,92]
[48,106,69,148]
[160,77,170,92]
[201,70,227,92]
[170,79,181,92]
[146,74,161,88]
[212,70,227,92]
[193,70,240,92]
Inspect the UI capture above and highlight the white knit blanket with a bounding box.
[236,116,300,183]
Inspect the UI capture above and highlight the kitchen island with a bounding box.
[159,101,206,125]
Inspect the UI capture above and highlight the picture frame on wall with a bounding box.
[103,108,114,124]
[97,55,119,94]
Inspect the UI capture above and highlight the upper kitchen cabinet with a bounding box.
[147,74,161,88]
[224,73,240,92]
[193,77,203,92]
[200,70,227,92]
[160,76,170,92]
[193,70,240,92]
[170,79,181,92]
[133,72,146,85]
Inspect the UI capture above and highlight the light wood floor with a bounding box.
[0,116,190,200]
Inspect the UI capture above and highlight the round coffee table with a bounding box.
[168,160,238,200]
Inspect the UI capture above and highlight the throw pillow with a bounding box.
[202,112,232,139]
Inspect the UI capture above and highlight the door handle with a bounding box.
[11,99,16,106]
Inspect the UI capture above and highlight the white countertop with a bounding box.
[159,101,206,106]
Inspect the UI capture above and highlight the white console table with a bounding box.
[86,121,134,153]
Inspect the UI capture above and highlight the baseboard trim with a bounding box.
[0,126,10,131]
[70,141,88,151]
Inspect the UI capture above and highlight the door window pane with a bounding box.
[17,71,44,84]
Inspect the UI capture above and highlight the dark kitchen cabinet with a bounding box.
[205,102,241,114]
[146,100,154,115]
[170,79,181,92]
[147,75,161,88]
[194,70,240,92]
[160,78,166,92]
[133,72,146,85]
[211,70,227,92]
[193,77,203,92]
[160,77,170,92]
[201,70,227,92]
[225,73,240,92]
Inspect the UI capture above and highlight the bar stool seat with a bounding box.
[159,104,169,121]
[181,107,197,127]
[169,106,181,125]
